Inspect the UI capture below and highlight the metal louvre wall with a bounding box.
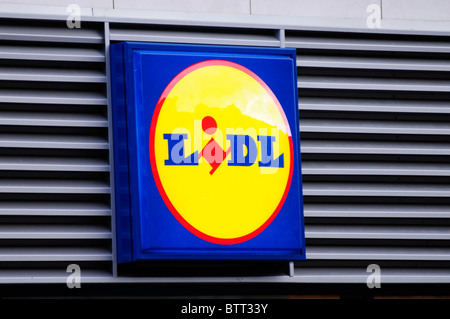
[288,30,450,283]
[1,15,450,287]
[0,18,112,283]
[109,23,282,47]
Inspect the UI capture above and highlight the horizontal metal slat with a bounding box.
[293,267,450,283]
[0,269,112,283]
[303,183,450,197]
[0,111,108,127]
[306,225,450,240]
[110,28,280,47]
[299,76,450,92]
[307,246,450,260]
[297,55,450,72]
[0,25,103,44]
[1,268,448,284]
[0,45,105,62]
[0,202,111,216]
[0,224,111,239]
[299,98,450,114]
[0,67,106,83]
[0,134,108,149]
[303,162,450,176]
[1,268,449,284]
[0,247,112,261]
[300,118,450,135]
[0,180,110,194]
[286,36,450,53]
[304,204,450,218]
[0,157,109,172]
[0,89,107,105]
[301,140,450,155]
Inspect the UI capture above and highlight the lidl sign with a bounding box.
[111,42,305,262]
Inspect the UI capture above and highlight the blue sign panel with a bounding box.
[111,42,305,262]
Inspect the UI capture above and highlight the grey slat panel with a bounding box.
[0,269,112,283]
[299,76,450,92]
[301,140,450,155]
[291,28,450,285]
[0,247,112,261]
[0,224,111,239]
[0,202,111,216]
[304,204,450,218]
[0,89,107,105]
[0,67,106,83]
[0,111,108,127]
[299,98,450,114]
[304,183,450,197]
[306,225,450,240]
[307,246,450,260]
[0,157,109,172]
[0,25,103,43]
[0,45,105,62]
[0,180,110,194]
[303,162,450,176]
[298,55,450,72]
[1,268,448,284]
[285,36,450,53]
[0,19,112,286]
[0,134,108,149]
[293,268,450,283]
[2,268,449,284]
[110,28,280,47]
[300,119,450,135]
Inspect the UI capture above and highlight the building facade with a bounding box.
[0,1,449,298]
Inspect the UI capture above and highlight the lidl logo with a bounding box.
[150,60,293,244]
[111,42,305,261]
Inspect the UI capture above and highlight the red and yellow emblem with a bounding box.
[149,60,293,244]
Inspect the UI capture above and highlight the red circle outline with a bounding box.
[149,60,294,245]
